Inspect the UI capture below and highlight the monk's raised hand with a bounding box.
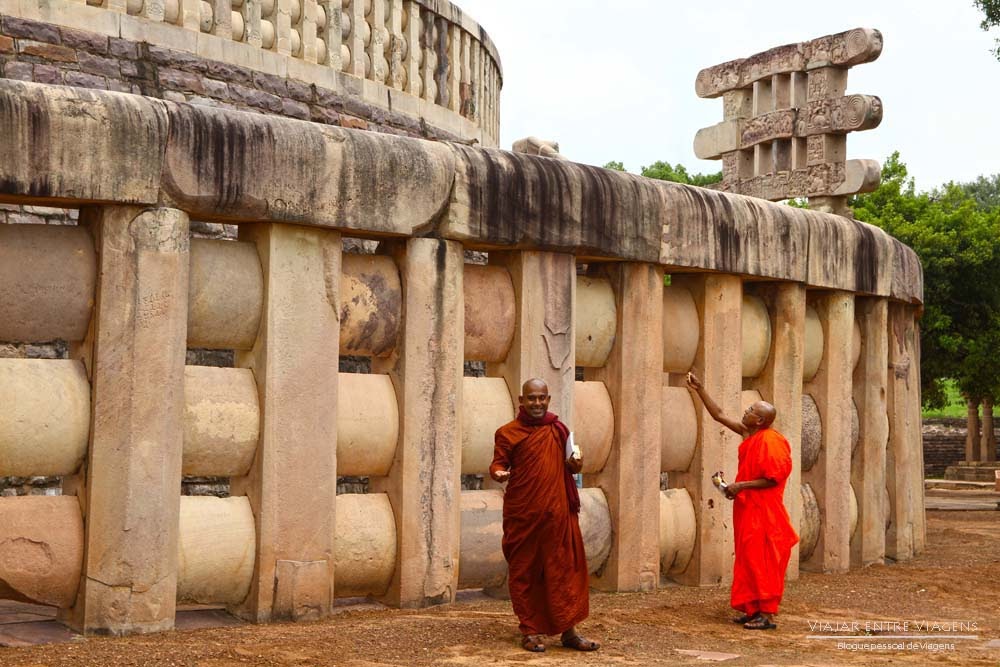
[493,470,511,483]
[686,372,702,391]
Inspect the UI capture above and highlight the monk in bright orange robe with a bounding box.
[490,378,600,653]
[686,373,799,630]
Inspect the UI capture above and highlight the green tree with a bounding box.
[639,161,721,187]
[602,160,626,172]
[975,0,1000,59]
[851,152,1000,408]
[958,173,1000,211]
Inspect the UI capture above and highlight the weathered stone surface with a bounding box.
[0,80,165,205]
[0,224,95,343]
[188,239,263,351]
[0,496,84,608]
[444,145,664,262]
[799,483,821,561]
[575,276,616,368]
[511,136,565,160]
[661,387,697,473]
[802,394,822,472]
[337,372,398,477]
[334,493,396,598]
[183,366,259,477]
[694,95,883,159]
[177,496,255,605]
[741,294,771,378]
[75,206,189,635]
[804,305,824,380]
[662,285,699,373]
[457,489,505,590]
[573,380,614,474]
[162,103,456,232]
[340,254,401,358]
[232,224,339,623]
[717,159,881,201]
[806,215,892,296]
[578,487,612,576]
[658,488,696,575]
[696,28,883,98]
[0,359,89,477]
[461,376,513,475]
[463,264,515,363]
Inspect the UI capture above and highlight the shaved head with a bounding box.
[754,401,777,428]
[522,377,548,395]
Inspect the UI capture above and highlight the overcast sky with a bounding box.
[456,0,999,192]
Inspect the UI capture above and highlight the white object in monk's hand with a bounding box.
[566,432,582,461]
[711,471,729,494]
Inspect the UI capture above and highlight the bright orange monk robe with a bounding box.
[731,427,799,616]
[490,409,589,636]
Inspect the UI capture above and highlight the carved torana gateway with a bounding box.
[0,3,923,639]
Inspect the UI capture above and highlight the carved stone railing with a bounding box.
[1,0,501,144]
[0,80,924,635]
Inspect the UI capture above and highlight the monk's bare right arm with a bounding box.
[686,373,748,437]
[490,432,513,483]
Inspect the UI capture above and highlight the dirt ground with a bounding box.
[4,505,999,667]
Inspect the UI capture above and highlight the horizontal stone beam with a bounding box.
[696,28,883,98]
[715,159,881,200]
[0,80,922,304]
[694,95,883,159]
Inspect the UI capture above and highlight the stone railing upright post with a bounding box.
[851,297,889,567]
[886,303,926,559]
[65,206,190,635]
[670,274,741,586]
[744,283,806,579]
[231,223,341,622]
[370,238,464,607]
[802,292,854,573]
[487,251,576,424]
[585,263,662,592]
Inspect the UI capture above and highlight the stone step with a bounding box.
[944,465,1000,482]
[925,479,995,490]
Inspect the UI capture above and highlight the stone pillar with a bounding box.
[802,292,854,573]
[886,303,926,560]
[984,399,998,462]
[965,399,982,463]
[232,223,340,622]
[68,206,189,635]
[851,298,888,567]
[671,274,741,586]
[585,263,662,592]
[371,238,463,607]
[487,251,576,424]
[745,283,805,579]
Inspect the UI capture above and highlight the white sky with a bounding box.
[456,0,1000,191]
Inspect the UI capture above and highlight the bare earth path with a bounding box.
[3,506,999,667]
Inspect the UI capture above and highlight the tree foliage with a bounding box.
[601,160,721,186]
[851,152,1000,407]
[974,0,1000,59]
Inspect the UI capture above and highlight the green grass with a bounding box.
[922,379,967,419]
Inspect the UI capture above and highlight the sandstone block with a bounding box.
[463,264,515,363]
[18,39,77,62]
[659,488,696,575]
[2,16,61,44]
[59,26,110,54]
[337,372,398,477]
[578,487,612,575]
[0,359,90,477]
[662,285,699,373]
[183,366,260,477]
[0,224,96,343]
[0,496,84,608]
[188,238,263,350]
[573,380,614,474]
[334,493,396,598]
[661,386,698,473]
[457,489,505,590]
[177,496,255,605]
[575,276,616,368]
[340,254,401,357]
[741,294,771,378]
[461,376,514,475]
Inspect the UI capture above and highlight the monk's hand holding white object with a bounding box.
[493,469,511,483]
[566,455,583,474]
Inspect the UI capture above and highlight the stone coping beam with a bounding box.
[0,79,922,304]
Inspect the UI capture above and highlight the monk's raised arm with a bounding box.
[686,373,748,437]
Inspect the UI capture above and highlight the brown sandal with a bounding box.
[521,634,545,652]
[561,631,601,651]
[744,616,777,630]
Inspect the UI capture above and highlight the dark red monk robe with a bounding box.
[490,408,589,636]
[731,427,799,616]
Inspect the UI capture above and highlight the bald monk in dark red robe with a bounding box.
[490,378,600,653]
[686,373,799,630]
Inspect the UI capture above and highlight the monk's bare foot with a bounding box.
[561,629,600,651]
[744,614,777,630]
[521,634,545,652]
